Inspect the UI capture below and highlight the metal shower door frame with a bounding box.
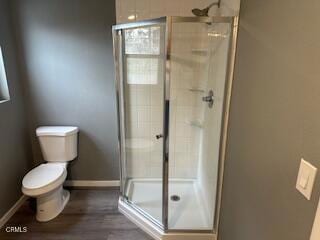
[113,16,168,230]
[112,15,238,234]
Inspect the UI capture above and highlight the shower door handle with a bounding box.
[156,134,163,139]
[202,90,214,108]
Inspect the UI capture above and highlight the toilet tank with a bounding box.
[36,126,79,162]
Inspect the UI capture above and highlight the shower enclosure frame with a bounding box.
[113,16,239,238]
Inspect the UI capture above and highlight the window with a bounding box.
[0,46,10,103]
[124,26,162,85]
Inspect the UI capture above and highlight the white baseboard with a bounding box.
[64,180,120,188]
[0,195,28,229]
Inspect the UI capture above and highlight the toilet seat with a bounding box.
[22,163,67,197]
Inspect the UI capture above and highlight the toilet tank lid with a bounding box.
[36,126,79,137]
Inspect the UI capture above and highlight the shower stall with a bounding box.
[113,16,238,239]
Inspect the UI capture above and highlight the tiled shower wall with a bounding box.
[168,23,209,179]
[116,0,240,24]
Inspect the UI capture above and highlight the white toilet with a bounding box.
[22,126,79,222]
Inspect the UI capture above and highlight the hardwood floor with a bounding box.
[0,189,153,240]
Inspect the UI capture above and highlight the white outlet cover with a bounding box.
[296,158,317,200]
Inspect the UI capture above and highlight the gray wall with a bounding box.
[12,0,119,180]
[219,1,320,240]
[0,0,32,217]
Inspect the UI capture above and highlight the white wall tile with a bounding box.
[121,0,136,12]
[151,122,162,137]
[151,106,162,123]
[151,87,163,106]
[135,0,150,12]
[126,85,137,106]
[128,106,138,122]
[136,12,151,21]
[175,137,190,153]
[137,87,151,106]
[137,106,151,122]
[175,123,191,138]
[137,122,151,137]
[149,0,165,13]
[176,106,192,123]
[116,0,240,25]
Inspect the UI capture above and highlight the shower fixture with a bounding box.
[192,1,220,17]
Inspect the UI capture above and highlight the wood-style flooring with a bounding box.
[0,189,153,240]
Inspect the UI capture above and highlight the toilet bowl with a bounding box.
[22,126,78,222]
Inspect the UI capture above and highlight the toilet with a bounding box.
[22,126,79,222]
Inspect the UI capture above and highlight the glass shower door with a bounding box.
[167,20,232,230]
[115,22,166,225]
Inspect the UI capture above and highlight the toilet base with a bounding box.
[36,186,70,222]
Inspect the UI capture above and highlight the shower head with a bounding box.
[191,1,220,17]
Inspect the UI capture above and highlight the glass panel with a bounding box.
[125,26,161,85]
[168,21,232,230]
[125,26,161,54]
[121,24,165,225]
[126,57,159,85]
